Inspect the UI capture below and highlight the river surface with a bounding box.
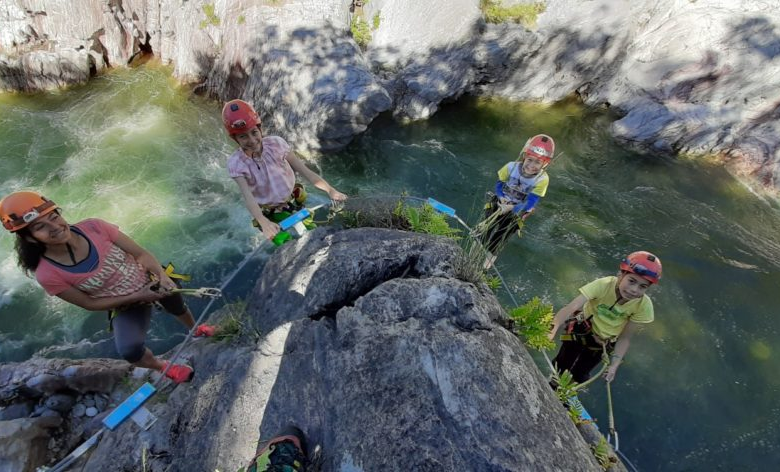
[1,65,778,471]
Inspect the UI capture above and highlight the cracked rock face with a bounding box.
[72,228,605,471]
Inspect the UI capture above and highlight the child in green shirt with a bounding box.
[547,251,662,383]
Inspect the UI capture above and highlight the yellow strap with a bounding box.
[164,262,191,282]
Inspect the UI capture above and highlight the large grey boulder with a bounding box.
[78,228,605,471]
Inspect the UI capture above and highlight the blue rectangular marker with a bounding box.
[279,208,313,231]
[102,383,156,431]
[427,197,456,217]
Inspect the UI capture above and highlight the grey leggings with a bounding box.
[112,293,188,363]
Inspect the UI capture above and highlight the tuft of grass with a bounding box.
[350,16,372,48]
[199,3,221,29]
[372,11,381,30]
[211,300,260,343]
[484,274,502,292]
[507,297,555,351]
[237,15,246,25]
[480,0,546,28]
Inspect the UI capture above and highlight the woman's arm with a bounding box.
[604,321,641,382]
[285,152,347,201]
[232,176,279,240]
[55,280,166,311]
[548,294,588,341]
[112,231,176,292]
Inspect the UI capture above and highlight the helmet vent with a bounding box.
[230,104,239,111]
[647,255,656,261]
[541,136,548,142]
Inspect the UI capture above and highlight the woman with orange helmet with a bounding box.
[0,191,215,384]
[547,251,662,383]
[478,134,556,268]
[222,99,347,244]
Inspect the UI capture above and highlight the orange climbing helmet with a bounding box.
[521,134,555,163]
[222,99,260,136]
[0,191,59,232]
[620,251,662,284]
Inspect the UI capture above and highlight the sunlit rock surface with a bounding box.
[4,228,608,471]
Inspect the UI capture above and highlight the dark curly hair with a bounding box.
[13,227,47,276]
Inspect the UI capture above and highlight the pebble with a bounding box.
[45,394,76,413]
[72,403,86,417]
[83,397,95,408]
[40,408,62,418]
[85,407,98,417]
[94,395,109,411]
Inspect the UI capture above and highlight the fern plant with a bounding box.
[507,297,555,351]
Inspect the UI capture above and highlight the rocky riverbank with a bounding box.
[2,0,778,191]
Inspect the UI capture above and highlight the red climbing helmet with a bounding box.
[222,99,260,136]
[522,134,555,163]
[620,251,662,284]
[0,191,59,233]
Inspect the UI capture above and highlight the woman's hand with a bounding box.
[328,188,348,202]
[134,281,169,304]
[259,220,281,240]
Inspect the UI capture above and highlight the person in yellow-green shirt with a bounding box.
[478,134,555,268]
[547,251,662,383]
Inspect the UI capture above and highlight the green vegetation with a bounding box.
[507,297,555,351]
[591,437,617,470]
[237,15,246,25]
[199,3,221,29]
[479,0,546,28]
[392,201,461,238]
[372,11,381,30]
[351,16,372,48]
[484,274,502,292]
[211,300,260,343]
[549,370,586,424]
[339,198,460,239]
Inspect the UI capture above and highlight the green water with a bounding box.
[2,66,779,471]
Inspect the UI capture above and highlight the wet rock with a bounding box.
[83,396,95,408]
[26,374,66,394]
[85,407,98,418]
[0,401,34,421]
[0,416,62,472]
[94,394,108,411]
[45,394,75,413]
[71,403,87,418]
[39,408,62,419]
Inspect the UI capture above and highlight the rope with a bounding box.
[45,236,272,472]
[154,238,269,385]
[606,380,618,451]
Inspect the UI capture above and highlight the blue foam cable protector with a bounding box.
[427,197,457,217]
[102,382,156,430]
[279,208,313,231]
